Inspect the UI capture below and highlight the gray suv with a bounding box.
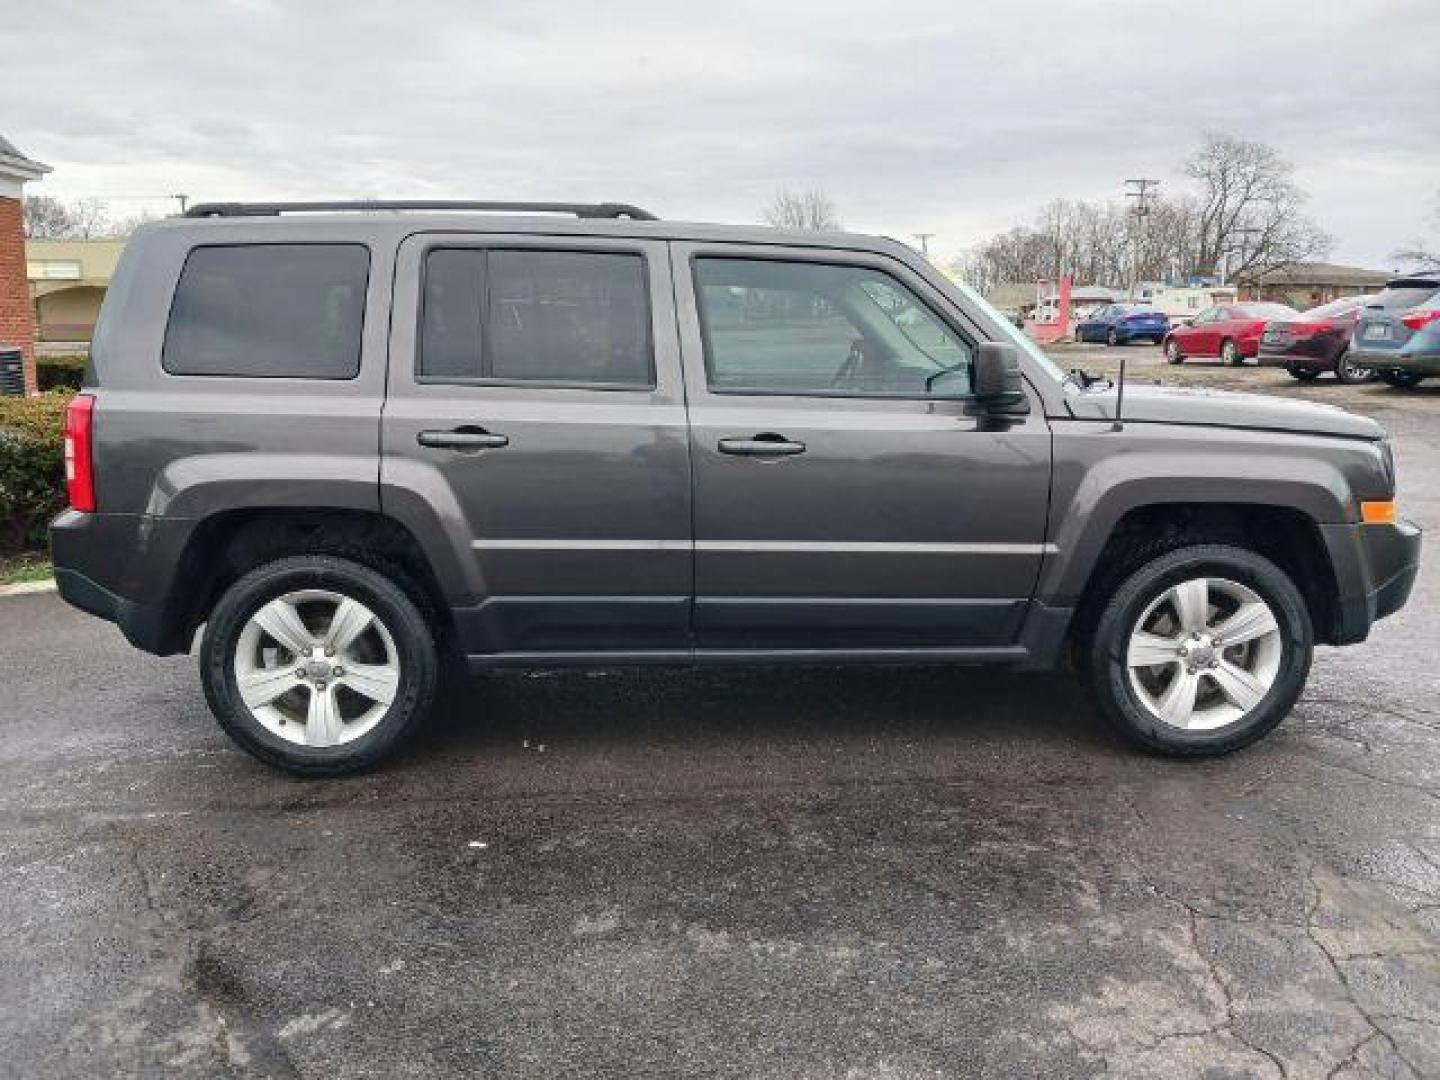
[50,201,1421,774]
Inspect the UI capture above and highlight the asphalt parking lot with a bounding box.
[2,346,1437,1079]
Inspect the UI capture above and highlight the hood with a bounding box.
[1064,382,1384,440]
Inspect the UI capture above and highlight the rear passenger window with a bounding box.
[419,248,653,388]
[163,244,369,378]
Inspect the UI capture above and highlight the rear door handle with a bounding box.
[717,433,806,457]
[417,428,509,450]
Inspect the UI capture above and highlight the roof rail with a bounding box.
[183,200,660,221]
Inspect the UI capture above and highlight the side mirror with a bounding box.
[971,342,1029,415]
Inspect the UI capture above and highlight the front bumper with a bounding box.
[1321,519,1422,645]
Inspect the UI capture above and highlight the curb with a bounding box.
[0,579,57,597]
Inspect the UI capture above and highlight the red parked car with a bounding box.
[1163,302,1299,366]
[1256,294,1379,384]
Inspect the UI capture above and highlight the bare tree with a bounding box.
[22,195,153,240]
[763,188,842,231]
[1182,134,1330,278]
[22,195,77,238]
[1392,189,1440,271]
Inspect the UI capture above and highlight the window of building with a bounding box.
[163,244,369,378]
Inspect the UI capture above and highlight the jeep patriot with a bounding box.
[50,200,1422,774]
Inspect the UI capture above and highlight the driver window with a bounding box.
[694,257,974,397]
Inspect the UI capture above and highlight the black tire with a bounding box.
[1221,338,1243,366]
[1083,544,1313,757]
[1286,364,1320,382]
[1107,328,1120,347]
[1164,339,1184,365]
[1333,350,1373,385]
[200,555,438,775]
[1381,369,1425,388]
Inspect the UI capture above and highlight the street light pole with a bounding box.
[913,233,935,258]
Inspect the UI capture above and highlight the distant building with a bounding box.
[26,239,125,344]
[1236,262,1392,310]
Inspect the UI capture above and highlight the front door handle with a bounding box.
[417,428,509,451]
[717,433,806,457]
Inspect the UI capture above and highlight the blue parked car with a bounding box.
[1074,303,1170,345]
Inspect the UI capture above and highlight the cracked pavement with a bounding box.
[1,350,1437,1078]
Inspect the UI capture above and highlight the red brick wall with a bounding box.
[0,196,37,393]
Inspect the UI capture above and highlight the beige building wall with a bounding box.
[26,238,125,342]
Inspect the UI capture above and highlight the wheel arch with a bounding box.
[159,508,455,653]
[1060,502,1342,650]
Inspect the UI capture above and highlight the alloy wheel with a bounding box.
[233,589,401,747]
[1125,576,1282,731]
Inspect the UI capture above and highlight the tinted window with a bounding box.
[1369,282,1440,311]
[1238,303,1298,319]
[419,248,652,387]
[695,258,973,396]
[163,244,369,378]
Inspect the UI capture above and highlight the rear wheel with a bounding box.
[1334,351,1374,384]
[1286,364,1320,382]
[200,555,438,775]
[1382,370,1425,388]
[1074,327,1086,343]
[1220,339,1243,366]
[1164,339,1184,365]
[1107,328,1120,347]
[1084,544,1312,756]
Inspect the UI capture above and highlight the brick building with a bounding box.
[0,135,52,393]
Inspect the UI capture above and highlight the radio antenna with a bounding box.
[1112,350,1128,432]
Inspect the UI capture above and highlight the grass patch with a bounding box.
[0,552,53,586]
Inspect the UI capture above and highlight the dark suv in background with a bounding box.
[51,201,1422,774]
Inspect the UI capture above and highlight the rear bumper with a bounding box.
[1257,343,1340,369]
[50,509,196,655]
[1321,519,1422,645]
[1354,349,1440,375]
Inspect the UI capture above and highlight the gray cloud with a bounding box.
[7,0,1438,266]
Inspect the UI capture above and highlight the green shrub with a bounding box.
[36,355,87,393]
[0,392,73,553]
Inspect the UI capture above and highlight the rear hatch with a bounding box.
[1120,308,1168,331]
[1353,278,1440,354]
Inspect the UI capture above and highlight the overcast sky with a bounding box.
[6,0,1437,268]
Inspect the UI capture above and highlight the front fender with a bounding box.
[1039,421,1356,604]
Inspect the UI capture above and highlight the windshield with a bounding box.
[1303,296,1370,318]
[949,278,1067,382]
[1238,303,1298,319]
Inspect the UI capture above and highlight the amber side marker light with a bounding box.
[1360,500,1397,525]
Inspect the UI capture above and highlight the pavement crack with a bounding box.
[1304,865,1425,1080]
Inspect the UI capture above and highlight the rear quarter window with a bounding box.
[162,243,370,378]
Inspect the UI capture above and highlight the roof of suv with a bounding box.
[152,199,918,260]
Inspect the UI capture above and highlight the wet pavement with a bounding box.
[1,350,1437,1078]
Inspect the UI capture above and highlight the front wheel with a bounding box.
[1221,339,1243,366]
[1164,339,1183,365]
[1107,328,1120,347]
[200,555,439,775]
[1334,351,1374,385]
[1084,545,1312,756]
[1382,370,1425,388]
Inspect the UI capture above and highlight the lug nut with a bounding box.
[332,666,345,677]
[315,680,327,691]
[294,667,305,678]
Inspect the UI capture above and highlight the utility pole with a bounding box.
[913,232,935,258]
[1124,178,1158,301]
[173,193,189,215]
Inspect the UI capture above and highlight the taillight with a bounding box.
[63,394,96,513]
[1401,309,1440,331]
